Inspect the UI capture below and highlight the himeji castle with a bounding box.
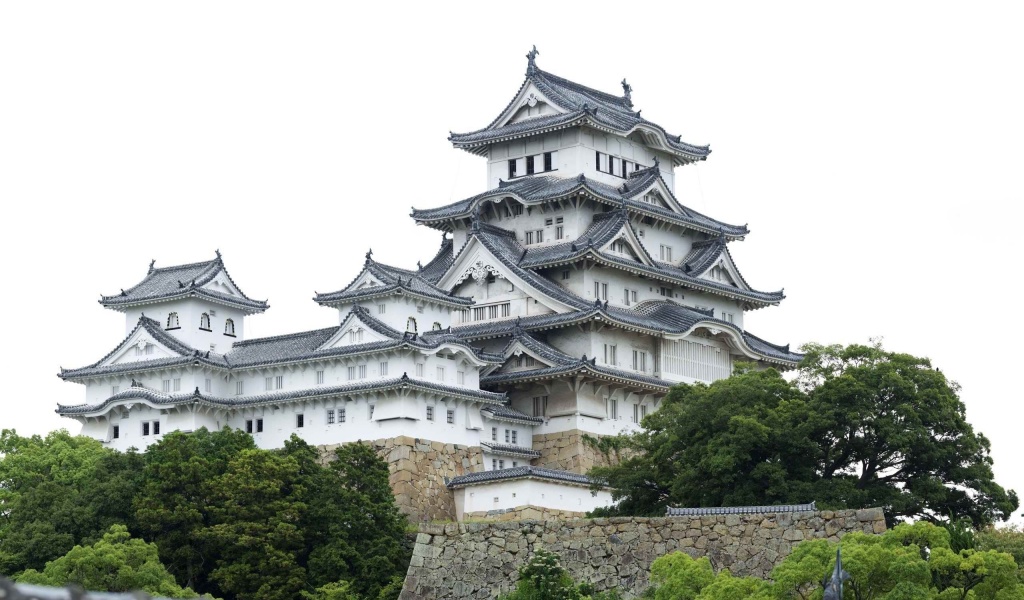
[58,48,802,522]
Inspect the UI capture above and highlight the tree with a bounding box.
[302,441,410,600]
[132,427,255,594]
[589,343,1018,526]
[15,524,195,598]
[0,429,142,575]
[646,522,1024,599]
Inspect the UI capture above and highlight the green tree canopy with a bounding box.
[589,343,1018,526]
[15,524,195,598]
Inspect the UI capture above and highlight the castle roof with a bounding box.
[446,465,598,489]
[449,54,710,165]
[57,374,506,416]
[411,168,748,238]
[99,253,268,313]
[314,249,471,308]
[480,404,544,425]
[665,502,817,517]
[479,442,542,459]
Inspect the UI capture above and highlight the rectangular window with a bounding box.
[256,418,263,433]
[142,422,150,436]
[505,429,510,443]
[296,414,304,428]
[327,409,335,424]
[532,395,548,417]
[633,350,647,372]
[378,304,386,315]
[543,152,553,171]
[369,405,375,420]
[535,229,543,243]
[604,344,617,365]
[488,305,498,319]
[426,406,434,421]
[508,159,517,179]
[153,421,160,435]
[316,370,325,385]
[633,403,640,423]
[511,430,518,445]
[491,427,497,441]
[446,409,455,424]
[501,303,510,317]
[722,312,735,323]
[641,404,648,419]
[512,204,523,216]
[595,150,601,171]
[246,419,253,433]
[660,245,673,262]
[415,363,424,377]
[236,381,244,395]
[380,361,388,376]
[162,380,171,393]
[632,290,638,303]
[659,286,673,297]
[112,385,119,395]
[608,398,618,420]
[498,459,505,469]
[473,306,486,321]
[555,225,564,239]
[457,371,465,385]
[525,231,534,245]
[275,375,283,389]
[562,270,570,280]
[526,155,535,175]
[545,218,553,226]
[339,409,346,423]
[265,377,273,391]
[493,459,498,470]
[112,425,120,439]
[624,288,631,306]
[348,366,356,380]
[205,378,212,393]
[437,366,445,381]
[358,365,367,379]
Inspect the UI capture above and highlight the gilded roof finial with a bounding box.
[621,78,633,107]
[526,45,540,75]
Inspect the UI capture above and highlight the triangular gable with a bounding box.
[697,249,749,291]
[599,222,654,267]
[494,82,568,128]
[350,269,387,291]
[319,310,393,349]
[629,177,686,215]
[436,236,577,314]
[493,339,557,374]
[103,323,188,367]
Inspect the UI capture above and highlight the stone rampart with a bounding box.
[532,429,623,473]
[320,436,484,522]
[399,508,886,599]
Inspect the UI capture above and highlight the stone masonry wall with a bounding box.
[533,430,623,473]
[400,508,886,599]
[319,436,484,523]
[464,505,588,522]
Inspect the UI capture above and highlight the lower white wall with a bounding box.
[453,478,613,520]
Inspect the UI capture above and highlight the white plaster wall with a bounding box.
[454,478,613,520]
[124,299,247,350]
[350,297,453,333]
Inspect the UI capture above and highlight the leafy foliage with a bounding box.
[589,343,1018,526]
[15,525,195,598]
[500,548,622,600]
[646,522,1024,599]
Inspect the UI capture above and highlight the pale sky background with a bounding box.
[1,3,1021,522]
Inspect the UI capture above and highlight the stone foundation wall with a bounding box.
[465,505,588,522]
[400,508,886,599]
[532,429,625,473]
[319,436,484,523]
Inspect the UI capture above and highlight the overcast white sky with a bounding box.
[1,2,1021,522]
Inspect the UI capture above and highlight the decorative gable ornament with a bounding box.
[526,93,538,107]
[455,261,504,286]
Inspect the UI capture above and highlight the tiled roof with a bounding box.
[447,465,597,489]
[449,67,710,164]
[480,442,542,459]
[417,236,456,283]
[666,502,817,516]
[314,252,471,308]
[57,374,506,416]
[480,404,544,424]
[99,253,268,312]
[411,169,748,238]
[62,308,503,380]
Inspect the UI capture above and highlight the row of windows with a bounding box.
[604,398,648,422]
[508,151,557,179]
[601,344,650,372]
[110,420,160,440]
[232,363,464,396]
[490,427,519,444]
[425,406,456,423]
[523,216,565,245]
[595,151,647,178]
[491,459,520,470]
[165,312,235,336]
[459,302,511,323]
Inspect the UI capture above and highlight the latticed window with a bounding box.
[224,319,235,336]
[166,312,180,329]
[200,313,211,330]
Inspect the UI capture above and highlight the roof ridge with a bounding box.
[535,69,631,109]
[232,326,341,347]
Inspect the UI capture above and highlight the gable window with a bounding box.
[296,414,304,428]
[166,312,180,330]
[145,344,154,355]
[432,322,442,331]
[446,409,455,424]
[426,406,434,421]
[199,313,211,331]
[457,371,465,385]
[224,319,235,336]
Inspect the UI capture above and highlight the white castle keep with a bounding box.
[58,49,800,521]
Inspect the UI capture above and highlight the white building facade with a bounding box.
[59,49,801,521]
